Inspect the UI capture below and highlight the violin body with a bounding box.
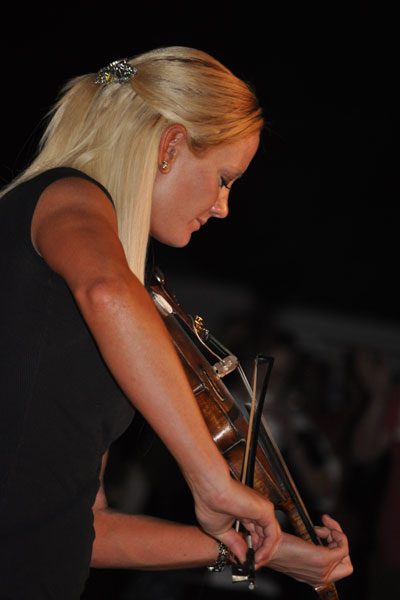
[149,269,338,600]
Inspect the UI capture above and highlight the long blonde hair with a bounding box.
[2,47,263,281]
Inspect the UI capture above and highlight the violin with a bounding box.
[149,268,339,600]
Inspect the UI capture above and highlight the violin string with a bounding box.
[235,358,258,534]
[241,358,258,484]
[237,364,253,399]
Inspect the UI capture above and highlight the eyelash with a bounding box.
[220,177,232,190]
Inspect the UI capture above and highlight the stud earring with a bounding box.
[161,160,168,170]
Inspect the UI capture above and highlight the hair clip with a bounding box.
[94,59,137,85]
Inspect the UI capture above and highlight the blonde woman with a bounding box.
[0,47,352,598]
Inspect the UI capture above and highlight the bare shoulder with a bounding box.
[31,175,126,283]
[32,176,118,253]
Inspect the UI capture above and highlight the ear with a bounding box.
[157,124,187,174]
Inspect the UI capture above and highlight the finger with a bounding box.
[249,521,269,551]
[248,528,261,551]
[323,532,350,566]
[314,525,330,538]
[331,530,349,554]
[240,507,281,546]
[218,529,249,564]
[321,514,344,533]
[253,519,282,565]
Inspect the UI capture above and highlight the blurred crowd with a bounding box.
[255,335,400,600]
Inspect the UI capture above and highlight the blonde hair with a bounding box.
[2,47,263,281]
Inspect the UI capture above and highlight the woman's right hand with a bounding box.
[189,473,282,565]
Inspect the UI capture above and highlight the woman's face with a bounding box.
[151,130,260,247]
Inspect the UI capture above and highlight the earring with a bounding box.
[161,160,168,170]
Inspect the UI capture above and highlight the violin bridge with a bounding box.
[213,355,238,378]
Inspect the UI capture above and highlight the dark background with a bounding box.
[1,8,397,326]
[1,7,397,599]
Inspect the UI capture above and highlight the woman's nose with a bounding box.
[210,194,229,219]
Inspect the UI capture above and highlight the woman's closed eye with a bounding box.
[219,176,232,190]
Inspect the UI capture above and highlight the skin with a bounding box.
[30,125,353,586]
[151,125,260,247]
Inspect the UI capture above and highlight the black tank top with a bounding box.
[0,168,134,599]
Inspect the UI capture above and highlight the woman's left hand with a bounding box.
[262,514,353,586]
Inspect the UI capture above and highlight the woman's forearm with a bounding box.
[91,509,219,570]
[91,509,353,588]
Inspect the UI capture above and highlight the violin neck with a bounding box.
[258,419,318,540]
[258,425,340,600]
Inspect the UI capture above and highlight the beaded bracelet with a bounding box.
[207,541,230,572]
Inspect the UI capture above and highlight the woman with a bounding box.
[0,47,352,598]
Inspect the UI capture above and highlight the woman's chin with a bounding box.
[151,232,192,248]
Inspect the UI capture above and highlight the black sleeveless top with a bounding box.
[0,168,135,599]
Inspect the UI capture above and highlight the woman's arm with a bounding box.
[91,453,220,570]
[31,176,280,563]
[92,512,221,570]
[92,454,352,586]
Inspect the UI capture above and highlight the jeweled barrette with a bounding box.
[94,59,137,85]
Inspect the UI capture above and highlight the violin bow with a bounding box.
[232,355,339,599]
[232,356,274,590]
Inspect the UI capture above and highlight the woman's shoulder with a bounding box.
[27,167,114,205]
[1,167,113,209]
[31,168,120,267]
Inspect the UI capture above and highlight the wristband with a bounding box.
[207,541,230,572]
